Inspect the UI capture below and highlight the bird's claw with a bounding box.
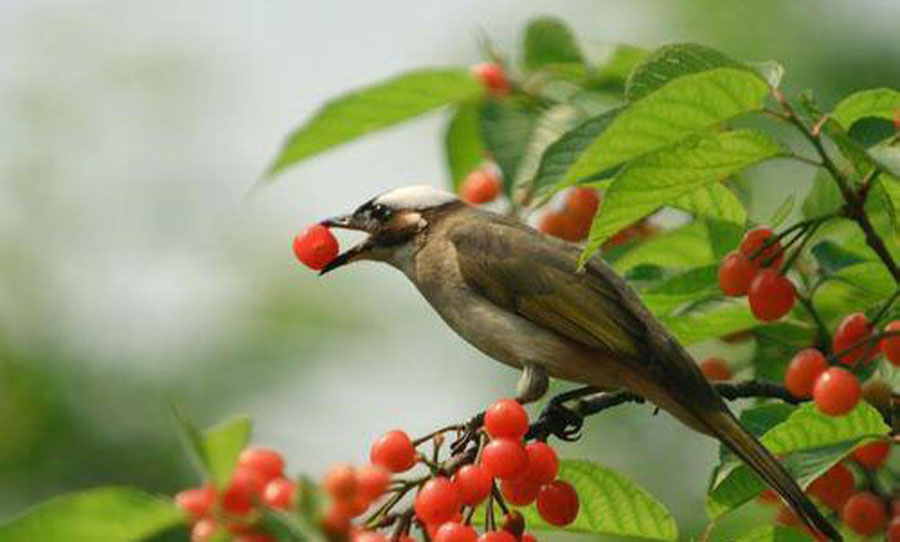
[534,401,583,441]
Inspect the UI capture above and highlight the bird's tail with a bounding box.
[700,408,841,542]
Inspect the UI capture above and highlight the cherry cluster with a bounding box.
[718,226,795,321]
[321,398,578,542]
[759,439,897,540]
[783,312,899,417]
[175,446,297,542]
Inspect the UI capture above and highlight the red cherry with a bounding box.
[538,212,584,242]
[261,478,296,509]
[222,468,264,515]
[452,464,493,505]
[833,312,879,366]
[774,504,802,527]
[500,477,541,506]
[460,169,502,204]
[890,517,900,542]
[522,442,558,485]
[323,463,357,500]
[718,251,757,297]
[522,533,536,542]
[320,505,351,537]
[740,226,783,268]
[484,398,529,440]
[356,464,391,501]
[293,224,339,271]
[748,269,795,322]
[808,463,855,510]
[784,348,828,399]
[480,439,529,480]
[471,63,509,95]
[813,367,861,416]
[370,430,417,473]
[699,358,732,381]
[565,188,599,221]
[175,484,217,519]
[477,532,517,542]
[414,477,462,525]
[756,488,778,505]
[238,447,285,484]
[536,481,579,527]
[842,491,887,536]
[885,321,900,366]
[434,522,478,542]
[191,518,219,542]
[333,493,370,518]
[852,439,891,470]
[235,533,275,542]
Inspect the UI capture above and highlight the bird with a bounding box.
[318,184,840,541]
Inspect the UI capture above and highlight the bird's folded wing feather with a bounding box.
[448,219,648,358]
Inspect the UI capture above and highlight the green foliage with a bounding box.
[521,17,583,72]
[624,42,745,101]
[266,69,482,176]
[735,526,814,542]
[831,88,900,129]
[671,183,748,225]
[445,101,487,188]
[479,100,540,194]
[174,408,252,489]
[0,488,183,542]
[512,460,679,541]
[581,129,779,264]
[707,402,889,518]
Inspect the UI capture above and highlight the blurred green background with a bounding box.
[1,1,897,540]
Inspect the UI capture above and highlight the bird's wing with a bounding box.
[448,217,649,358]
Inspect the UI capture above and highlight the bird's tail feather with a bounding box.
[700,409,841,542]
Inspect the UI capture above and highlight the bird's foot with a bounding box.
[532,400,584,441]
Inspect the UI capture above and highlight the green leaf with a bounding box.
[531,108,622,199]
[706,402,889,518]
[661,300,760,345]
[513,460,678,541]
[814,261,896,323]
[802,171,843,218]
[564,67,770,187]
[751,322,814,382]
[761,402,889,453]
[445,102,487,190]
[512,105,583,204]
[266,69,482,177]
[521,17,583,72]
[809,241,868,274]
[768,195,795,228]
[590,45,649,88]
[613,220,714,273]
[671,183,747,225]
[203,416,252,489]
[639,265,719,316]
[0,487,183,542]
[831,88,900,130]
[581,130,780,264]
[625,43,746,101]
[479,99,540,194]
[173,408,252,489]
[735,526,814,542]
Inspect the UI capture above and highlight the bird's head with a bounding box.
[319,185,460,274]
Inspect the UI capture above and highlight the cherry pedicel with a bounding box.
[833,312,879,366]
[740,226,783,268]
[293,224,339,271]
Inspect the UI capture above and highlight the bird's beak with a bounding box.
[318,213,377,275]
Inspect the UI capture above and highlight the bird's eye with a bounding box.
[370,204,393,221]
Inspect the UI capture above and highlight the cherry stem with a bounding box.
[827,330,899,366]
